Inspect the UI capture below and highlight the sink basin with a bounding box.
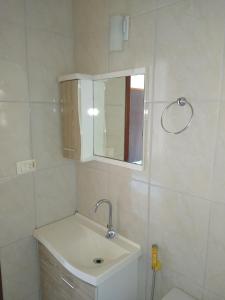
[33,213,141,286]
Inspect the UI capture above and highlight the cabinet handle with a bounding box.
[61,276,75,289]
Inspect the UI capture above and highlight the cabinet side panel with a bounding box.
[97,261,138,300]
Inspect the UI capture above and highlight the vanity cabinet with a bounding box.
[38,242,139,300]
[39,243,96,300]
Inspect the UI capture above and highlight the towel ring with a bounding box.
[161,97,194,135]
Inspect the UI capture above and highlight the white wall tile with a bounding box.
[28,62,60,103]
[128,0,182,16]
[73,0,108,35]
[152,0,182,10]
[27,29,74,72]
[153,0,225,102]
[109,12,155,72]
[26,0,73,36]
[74,30,108,74]
[31,103,66,169]
[151,102,219,197]
[202,290,225,300]
[152,268,203,300]
[149,185,210,286]
[210,100,225,203]
[205,202,225,298]
[108,0,180,16]
[0,0,25,25]
[108,174,148,250]
[0,174,35,247]
[72,1,225,300]
[73,0,108,74]
[27,29,74,101]
[108,174,149,300]
[77,165,109,226]
[108,0,130,16]
[0,60,28,102]
[0,0,76,299]
[0,21,26,66]
[27,292,40,300]
[129,0,154,16]
[35,164,76,227]
[78,160,109,172]
[0,102,31,178]
[1,237,39,300]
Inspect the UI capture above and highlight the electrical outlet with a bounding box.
[16,159,36,175]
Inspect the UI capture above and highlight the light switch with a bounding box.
[16,159,36,175]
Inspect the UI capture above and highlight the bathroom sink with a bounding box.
[33,213,141,286]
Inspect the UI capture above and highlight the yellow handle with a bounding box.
[152,244,161,271]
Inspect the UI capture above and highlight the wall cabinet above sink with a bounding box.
[59,68,147,170]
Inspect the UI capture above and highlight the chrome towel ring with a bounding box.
[161,97,194,135]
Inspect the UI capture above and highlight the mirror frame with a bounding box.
[92,67,147,171]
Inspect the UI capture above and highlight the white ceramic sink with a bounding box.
[33,213,141,286]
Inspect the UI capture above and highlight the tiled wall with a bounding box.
[73,1,225,300]
[0,0,76,299]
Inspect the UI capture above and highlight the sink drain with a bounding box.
[93,258,104,264]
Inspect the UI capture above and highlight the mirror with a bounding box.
[93,73,145,165]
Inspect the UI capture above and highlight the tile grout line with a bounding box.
[24,0,39,232]
[150,182,225,208]
[23,6,42,296]
[106,0,110,73]
[0,98,222,105]
[0,160,73,185]
[129,0,184,19]
[150,183,212,204]
[200,9,225,299]
[0,234,33,251]
[144,6,159,300]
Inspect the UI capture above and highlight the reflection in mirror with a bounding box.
[93,74,145,165]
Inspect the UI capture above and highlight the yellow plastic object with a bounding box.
[151,244,161,271]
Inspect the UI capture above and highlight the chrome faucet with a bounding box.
[94,199,116,239]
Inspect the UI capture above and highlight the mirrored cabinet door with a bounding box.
[93,74,145,166]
